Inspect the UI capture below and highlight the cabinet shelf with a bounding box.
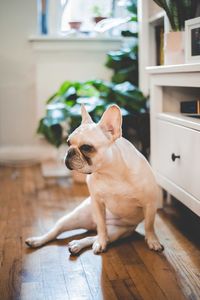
[157,113,200,132]
[149,64,200,216]
[147,63,200,74]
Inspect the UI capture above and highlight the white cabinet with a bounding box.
[156,118,200,200]
[147,64,200,216]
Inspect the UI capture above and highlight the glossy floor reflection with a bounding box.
[0,165,199,300]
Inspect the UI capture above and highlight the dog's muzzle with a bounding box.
[65,148,76,170]
[65,159,73,170]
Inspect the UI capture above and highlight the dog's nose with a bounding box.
[65,159,73,170]
[65,148,76,170]
[67,148,76,159]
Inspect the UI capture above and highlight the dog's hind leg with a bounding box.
[25,197,96,248]
[68,225,133,255]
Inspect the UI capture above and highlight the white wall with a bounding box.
[31,37,122,119]
[0,0,37,146]
[0,1,120,156]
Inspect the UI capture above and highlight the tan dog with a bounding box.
[26,105,163,254]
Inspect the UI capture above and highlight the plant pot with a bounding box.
[68,21,82,30]
[93,17,107,24]
[72,170,86,184]
[164,31,185,65]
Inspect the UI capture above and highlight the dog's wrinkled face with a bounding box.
[65,104,122,174]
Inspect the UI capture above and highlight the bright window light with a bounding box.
[61,0,113,32]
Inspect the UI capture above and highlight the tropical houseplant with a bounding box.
[153,0,199,64]
[37,80,146,145]
[37,0,150,159]
[153,0,199,31]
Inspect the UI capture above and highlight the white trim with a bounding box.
[29,35,123,42]
[146,63,200,74]
[29,35,123,52]
[0,144,57,164]
[157,113,200,132]
[185,17,200,64]
[148,11,165,25]
[138,0,149,96]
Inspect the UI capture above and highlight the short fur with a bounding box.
[26,105,163,254]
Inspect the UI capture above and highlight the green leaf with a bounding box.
[77,83,99,97]
[89,80,113,95]
[58,81,72,95]
[111,66,138,84]
[121,30,138,38]
[63,86,77,101]
[46,103,69,124]
[46,93,58,104]
[37,118,63,147]
[129,15,138,22]
[152,0,198,31]
[127,0,137,14]
[111,82,146,112]
[69,115,81,133]
[105,49,137,71]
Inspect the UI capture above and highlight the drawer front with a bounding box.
[155,119,200,200]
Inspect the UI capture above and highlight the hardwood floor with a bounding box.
[0,164,199,300]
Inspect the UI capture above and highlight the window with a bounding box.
[61,0,113,32]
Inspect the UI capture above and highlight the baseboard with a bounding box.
[0,144,58,165]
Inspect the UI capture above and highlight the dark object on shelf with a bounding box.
[181,100,200,114]
[192,27,200,56]
[186,114,200,119]
[155,25,164,65]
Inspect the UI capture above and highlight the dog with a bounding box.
[26,104,163,254]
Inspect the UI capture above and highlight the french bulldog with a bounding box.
[26,104,163,254]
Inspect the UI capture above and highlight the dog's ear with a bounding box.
[98,105,122,140]
[81,104,93,124]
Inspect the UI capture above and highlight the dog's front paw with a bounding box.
[68,240,82,255]
[146,236,164,252]
[25,237,44,248]
[92,239,108,254]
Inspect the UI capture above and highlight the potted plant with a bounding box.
[92,5,108,24]
[37,79,147,180]
[37,81,106,183]
[37,80,146,149]
[153,0,199,64]
[37,0,149,180]
[68,21,82,31]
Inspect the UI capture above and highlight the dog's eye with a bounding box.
[80,144,94,152]
[67,139,71,146]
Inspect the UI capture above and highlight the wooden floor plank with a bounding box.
[111,279,135,300]
[131,236,187,300]
[117,243,167,300]
[155,212,200,300]
[59,247,93,300]
[0,167,23,300]
[0,165,200,300]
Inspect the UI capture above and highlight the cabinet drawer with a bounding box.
[155,119,200,200]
